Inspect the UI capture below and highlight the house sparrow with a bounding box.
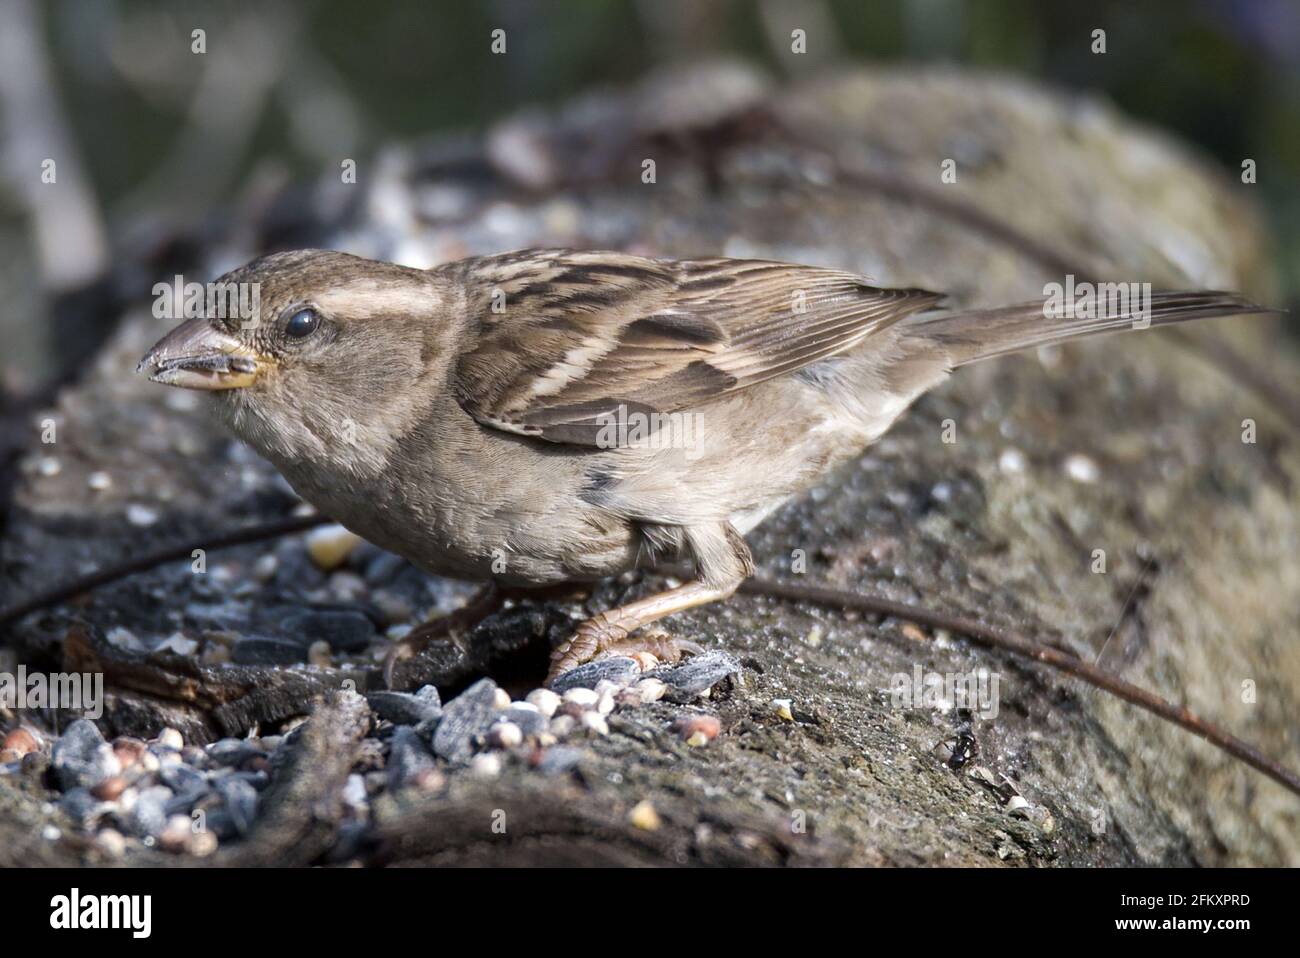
[138,249,1270,683]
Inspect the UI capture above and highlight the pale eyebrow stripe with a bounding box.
[311,282,434,319]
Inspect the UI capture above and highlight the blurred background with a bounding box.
[1,0,1297,388]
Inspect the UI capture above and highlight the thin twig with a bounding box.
[0,514,330,627]
[3,515,1295,798]
[739,577,1300,798]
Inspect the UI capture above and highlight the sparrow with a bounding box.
[137,248,1270,683]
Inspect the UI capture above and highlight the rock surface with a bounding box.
[1,62,1297,866]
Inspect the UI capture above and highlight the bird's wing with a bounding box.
[450,249,943,446]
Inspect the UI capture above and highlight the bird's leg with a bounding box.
[546,578,737,684]
[383,583,505,688]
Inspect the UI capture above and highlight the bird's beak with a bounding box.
[136,318,268,390]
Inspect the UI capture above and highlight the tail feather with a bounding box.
[907,290,1278,367]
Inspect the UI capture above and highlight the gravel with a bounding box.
[366,686,443,726]
[51,719,121,790]
[431,678,503,765]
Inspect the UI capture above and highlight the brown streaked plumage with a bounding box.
[136,248,1274,684]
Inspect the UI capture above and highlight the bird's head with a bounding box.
[138,249,453,472]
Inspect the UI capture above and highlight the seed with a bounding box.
[633,678,667,704]
[469,752,502,779]
[112,737,147,769]
[580,711,609,736]
[487,722,523,749]
[304,524,362,571]
[2,728,38,756]
[629,799,661,831]
[562,687,599,709]
[91,776,128,801]
[96,829,126,859]
[673,715,721,744]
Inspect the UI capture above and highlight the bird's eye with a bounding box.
[284,307,320,339]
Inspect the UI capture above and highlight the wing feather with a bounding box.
[450,250,942,445]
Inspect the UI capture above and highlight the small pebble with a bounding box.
[580,711,609,736]
[87,471,112,491]
[469,752,502,779]
[387,726,437,791]
[673,714,721,744]
[215,777,259,835]
[37,457,61,477]
[96,828,126,859]
[556,701,587,721]
[536,746,584,776]
[1063,453,1100,484]
[629,799,661,831]
[157,728,184,751]
[156,633,198,656]
[126,786,173,838]
[307,640,333,667]
[159,815,194,853]
[525,688,561,717]
[367,686,443,725]
[61,788,109,828]
[328,571,368,601]
[431,678,503,764]
[772,699,794,722]
[998,447,1027,475]
[500,704,548,738]
[52,719,120,789]
[487,722,523,749]
[206,738,257,767]
[252,554,279,582]
[562,688,600,709]
[304,524,362,571]
[105,627,145,652]
[189,830,219,857]
[900,622,927,643]
[279,608,376,652]
[126,504,159,527]
[633,678,668,705]
[201,643,232,665]
[2,728,38,757]
[549,715,576,740]
[90,776,128,802]
[232,636,309,666]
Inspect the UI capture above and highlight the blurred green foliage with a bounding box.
[33,0,1300,299]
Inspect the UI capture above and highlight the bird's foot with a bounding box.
[601,628,703,671]
[546,617,701,685]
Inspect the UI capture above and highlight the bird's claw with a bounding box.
[546,617,701,686]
